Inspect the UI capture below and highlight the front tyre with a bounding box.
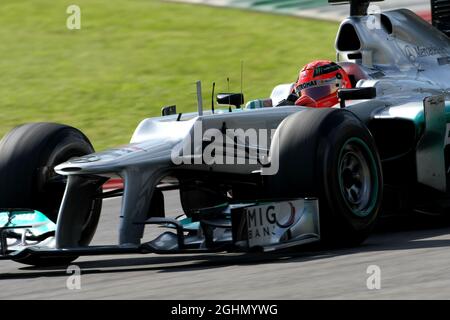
[0,123,102,266]
[267,108,383,246]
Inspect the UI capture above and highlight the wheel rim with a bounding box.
[338,138,378,217]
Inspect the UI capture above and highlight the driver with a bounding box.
[245,60,353,109]
[293,60,352,108]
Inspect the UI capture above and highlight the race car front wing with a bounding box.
[0,198,320,263]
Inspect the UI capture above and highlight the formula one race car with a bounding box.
[1,0,450,266]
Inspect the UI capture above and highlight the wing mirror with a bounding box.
[161,105,176,116]
[216,93,244,108]
[338,87,376,108]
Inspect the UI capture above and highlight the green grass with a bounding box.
[0,0,338,150]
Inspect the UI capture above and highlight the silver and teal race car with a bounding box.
[1,0,450,266]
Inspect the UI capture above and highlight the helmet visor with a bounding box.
[300,84,339,101]
[294,77,341,101]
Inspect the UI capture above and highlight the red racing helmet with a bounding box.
[293,60,352,108]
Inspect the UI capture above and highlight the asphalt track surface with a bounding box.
[2,191,450,300]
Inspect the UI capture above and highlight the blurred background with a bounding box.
[0,0,430,150]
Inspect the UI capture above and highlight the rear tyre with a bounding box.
[267,108,383,246]
[0,123,102,266]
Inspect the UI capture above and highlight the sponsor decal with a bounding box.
[295,80,318,91]
[295,77,340,93]
[68,145,146,163]
[245,201,301,247]
[404,45,448,62]
[313,63,340,77]
[69,155,101,163]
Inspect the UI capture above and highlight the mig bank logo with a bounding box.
[246,201,300,247]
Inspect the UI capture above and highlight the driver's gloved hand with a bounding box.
[276,93,300,107]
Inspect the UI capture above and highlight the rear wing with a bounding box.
[328,0,384,16]
[431,0,450,37]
